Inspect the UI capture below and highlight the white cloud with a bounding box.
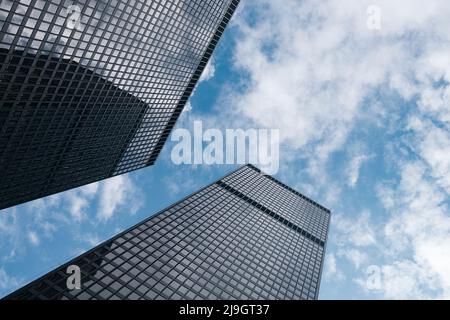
[65,193,90,222]
[407,117,450,194]
[98,175,142,222]
[418,86,450,125]
[65,182,99,221]
[80,182,100,197]
[182,58,216,114]
[77,233,101,247]
[27,176,143,224]
[330,211,377,272]
[355,260,440,300]
[338,249,369,269]
[200,58,216,83]
[324,253,345,282]
[28,231,40,246]
[182,101,193,113]
[0,268,21,291]
[227,0,450,185]
[59,177,143,223]
[0,174,143,274]
[373,161,450,299]
[0,209,20,260]
[378,261,438,300]
[347,153,375,187]
[334,210,377,248]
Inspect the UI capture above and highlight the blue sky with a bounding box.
[1,0,450,299]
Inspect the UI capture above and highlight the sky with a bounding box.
[1,0,450,300]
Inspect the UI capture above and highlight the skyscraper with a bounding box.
[4,165,331,300]
[0,0,240,210]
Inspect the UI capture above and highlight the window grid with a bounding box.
[5,165,330,300]
[0,0,239,209]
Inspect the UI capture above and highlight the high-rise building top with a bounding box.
[4,165,331,300]
[0,0,240,210]
[221,165,330,244]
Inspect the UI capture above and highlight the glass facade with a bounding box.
[0,0,239,210]
[4,165,331,300]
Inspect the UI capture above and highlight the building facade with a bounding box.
[4,165,331,300]
[0,0,239,210]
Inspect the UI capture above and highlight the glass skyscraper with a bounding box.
[0,0,240,210]
[4,165,331,300]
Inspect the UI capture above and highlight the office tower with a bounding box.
[0,0,240,210]
[4,165,331,300]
